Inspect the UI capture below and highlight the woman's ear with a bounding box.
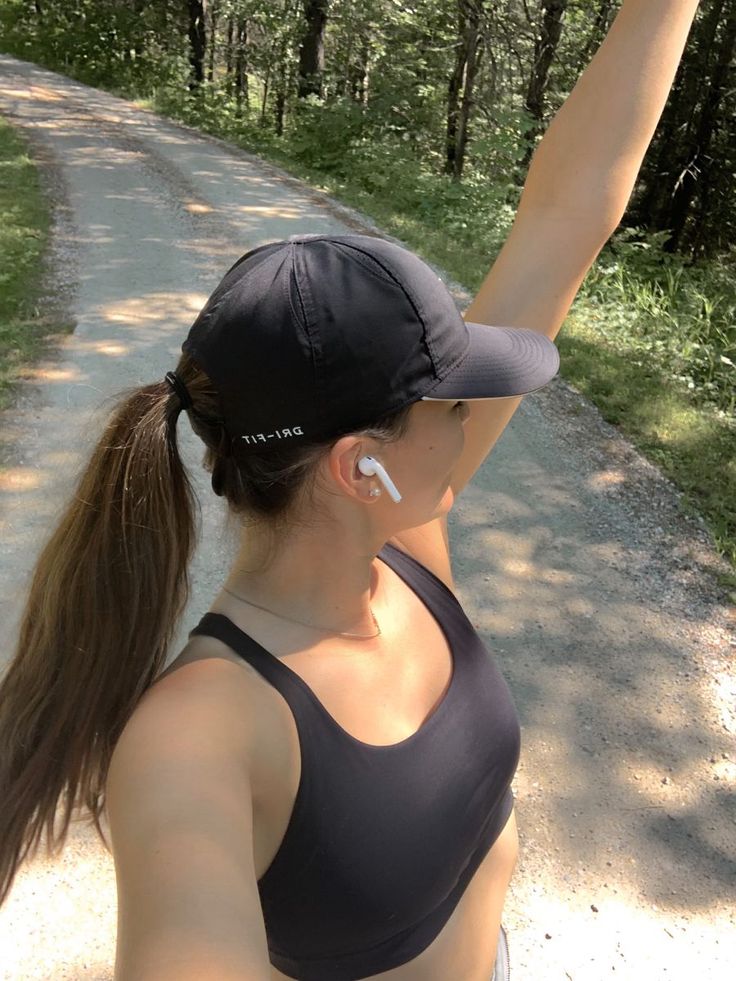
[326,436,375,502]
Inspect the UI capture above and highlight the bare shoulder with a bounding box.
[387,513,455,593]
[135,650,263,754]
[111,645,287,809]
[105,657,274,979]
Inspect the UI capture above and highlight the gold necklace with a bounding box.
[221,585,382,639]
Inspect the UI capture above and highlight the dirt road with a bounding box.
[0,55,733,981]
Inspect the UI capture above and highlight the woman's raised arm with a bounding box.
[448,0,702,496]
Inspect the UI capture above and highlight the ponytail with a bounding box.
[0,365,198,906]
[0,350,413,907]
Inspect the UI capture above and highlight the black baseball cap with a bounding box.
[181,233,559,451]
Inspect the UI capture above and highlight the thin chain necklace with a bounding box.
[221,584,382,639]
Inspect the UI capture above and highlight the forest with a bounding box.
[1,0,735,566]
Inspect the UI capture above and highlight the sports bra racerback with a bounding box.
[188,540,521,981]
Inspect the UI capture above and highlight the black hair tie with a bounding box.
[164,371,193,411]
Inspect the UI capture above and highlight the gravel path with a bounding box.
[0,54,733,981]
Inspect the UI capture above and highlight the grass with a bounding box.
[168,111,736,570]
[558,315,736,574]
[0,116,72,414]
[1,84,734,575]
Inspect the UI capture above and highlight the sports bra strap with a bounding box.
[186,542,468,731]
[188,611,311,704]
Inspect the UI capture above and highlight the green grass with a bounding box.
[0,116,72,414]
[1,85,734,572]
[558,313,736,568]
[173,117,736,568]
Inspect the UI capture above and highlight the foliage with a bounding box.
[0,0,187,93]
[287,95,367,172]
[1,0,734,560]
[0,116,62,412]
[580,229,736,416]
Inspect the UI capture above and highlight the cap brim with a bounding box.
[421,323,560,400]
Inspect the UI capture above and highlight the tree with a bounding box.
[187,0,208,92]
[207,0,220,83]
[297,0,329,100]
[629,0,736,258]
[4,0,733,261]
[666,0,736,255]
[515,0,568,184]
[445,1,486,182]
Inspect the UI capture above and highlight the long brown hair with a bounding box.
[0,350,413,907]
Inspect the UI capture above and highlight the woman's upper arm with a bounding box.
[105,667,272,981]
[449,202,615,496]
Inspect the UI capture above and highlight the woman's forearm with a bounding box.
[522,0,701,228]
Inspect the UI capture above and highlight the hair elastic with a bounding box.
[165,371,193,411]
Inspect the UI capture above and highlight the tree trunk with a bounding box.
[514,0,568,186]
[207,0,219,84]
[666,0,736,254]
[446,1,470,178]
[274,81,287,134]
[345,32,370,104]
[690,105,736,256]
[357,35,370,105]
[260,61,272,127]
[274,27,291,134]
[297,0,329,100]
[234,17,249,115]
[187,0,208,92]
[579,0,614,65]
[445,0,483,180]
[446,1,486,181]
[454,2,485,182]
[342,30,354,99]
[225,13,235,97]
[633,0,724,231]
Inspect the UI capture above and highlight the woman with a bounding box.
[0,2,700,979]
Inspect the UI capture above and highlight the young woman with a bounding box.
[0,2,700,979]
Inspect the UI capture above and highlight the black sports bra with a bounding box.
[188,540,521,981]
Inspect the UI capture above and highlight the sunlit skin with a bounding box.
[95,2,702,974]
[206,395,517,980]
[220,398,471,636]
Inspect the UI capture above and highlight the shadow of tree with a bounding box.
[557,330,736,564]
[449,388,734,914]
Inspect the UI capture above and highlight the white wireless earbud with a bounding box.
[357,455,402,503]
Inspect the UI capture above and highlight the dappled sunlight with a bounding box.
[495,555,577,586]
[134,127,197,147]
[561,594,597,617]
[501,556,537,578]
[94,342,128,357]
[2,84,62,102]
[106,190,155,202]
[0,53,731,981]
[450,397,734,912]
[17,365,76,382]
[96,291,207,326]
[586,468,626,491]
[237,203,303,218]
[0,467,47,492]
[65,146,143,167]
